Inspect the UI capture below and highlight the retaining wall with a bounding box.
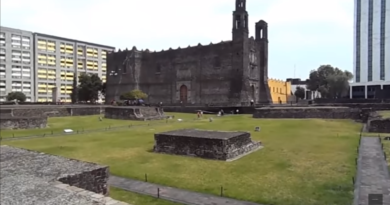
[0,106,105,117]
[0,116,48,130]
[58,166,109,195]
[105,106,165,120]
[253,106,361,119]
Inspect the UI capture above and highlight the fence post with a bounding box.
[220,186,223,196]
[157,188,160,198]
[352,176,355,185]
[145,173,148,182]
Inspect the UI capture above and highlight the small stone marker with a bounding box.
[209,117,213,122]
[254,127,260,132]
[384,136,390,141]
[63,129,73,133]
[177,119,183,122]
[99,116,102,121]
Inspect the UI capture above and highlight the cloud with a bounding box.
[1,0,354,79]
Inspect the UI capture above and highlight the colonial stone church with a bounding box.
[106,0,272,105]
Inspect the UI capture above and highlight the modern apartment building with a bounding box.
[33,33,114,102]
[0,27,34,102]
[0,26,114,102]
[351,0,390,98]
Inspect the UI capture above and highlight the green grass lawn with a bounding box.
[383,139,390,167]
[2,113,362,205]
[110,187,181,205]
[0,113,197,138]
[378,110,390,118]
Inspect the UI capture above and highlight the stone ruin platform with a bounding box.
[0,109,48,130]
[0,145,130,205]
[253,106,361,119]
[153,129,262,161]
[105,106,165,121]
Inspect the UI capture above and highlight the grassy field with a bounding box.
[0,113,194,138]
[109,188,181,205]
[378,110,390,118]
[2,113,362,205]
[383,137,390,167]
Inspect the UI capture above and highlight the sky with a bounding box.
[1,0,353,80]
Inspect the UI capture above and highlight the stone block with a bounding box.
[153,129,262,161]
[105,106,165,121]
[368,119,390,133]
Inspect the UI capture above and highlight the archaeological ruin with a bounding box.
[366,111,390,133]
[0,116,48,130]
[153,129,262,161]
[104,106,165,120]
[0,145,129,205]
[253,106,361,119]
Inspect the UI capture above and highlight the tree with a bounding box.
[306,65,353,99]
[77,73,103,102]
[120,89,148,100]
[70,75,78,103]
[7,91,26,102]
[294,86,305,100]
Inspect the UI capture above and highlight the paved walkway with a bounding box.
[109,176,263,205]
[354,137,390,205]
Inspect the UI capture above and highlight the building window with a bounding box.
[355,0,361,83]
[380,0,386,80]
[367,0,373,82]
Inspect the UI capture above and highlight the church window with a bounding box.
[156,64,161,74]
[235,15,241,29]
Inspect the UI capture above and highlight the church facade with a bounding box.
[105,0,272,105]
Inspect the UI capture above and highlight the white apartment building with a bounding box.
[0,26,115,102]
[350,0,390,98]
[0,27,34,102]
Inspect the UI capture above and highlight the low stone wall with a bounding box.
[0,106,105,117]
[314,103,390,110]
[368,119,390,133]
[0,116,48,129]
[162,106,256,114]
[105,106,165,120]
[253,106,361,119]
[154,129,261,161]
[58,166,109,195]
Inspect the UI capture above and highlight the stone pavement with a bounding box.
[354,137,390,205]
[109,176,263,205]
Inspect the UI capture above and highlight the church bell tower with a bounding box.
[232,0,249,41]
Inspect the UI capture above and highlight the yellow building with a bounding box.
[34,33,114,102]
[268,78,292,103]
